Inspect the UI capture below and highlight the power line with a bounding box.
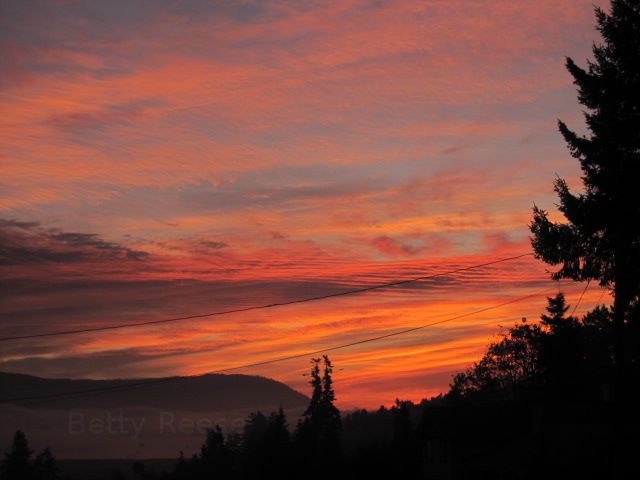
[570,279,591,316]
[595,287,608,306]
[0,252,533,342]
[1,286,550,406]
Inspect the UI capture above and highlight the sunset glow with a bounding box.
[0,0,610,409]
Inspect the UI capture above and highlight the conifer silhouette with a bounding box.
[1,431,33,480]
[529,0,640,399]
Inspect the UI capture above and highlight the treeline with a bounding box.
[0,431,61,480]
[124,297,615,479]
[448,293,614,405]
[124,356,428,479]
[80,294,628,480]
[2,296,623,479]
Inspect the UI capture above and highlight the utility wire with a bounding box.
[570,279,591,316]
[0,286,550,406]
[595,287,608,306]
[0,252,533,342]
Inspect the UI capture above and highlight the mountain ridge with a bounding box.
[0,371,309,411]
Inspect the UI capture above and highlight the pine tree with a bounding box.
[391,400,419,477]
[33,448,59,480]
[198,426,234,478]
[242,411,269,456]
[529,0,640,397]
[266,407,290,449]
[296,356,342,476]
[391,399,413,454]
[302,358,323,426]
[537,293,584,400]
[1,430,33,480]
[540,292,571,331]
[172,452,189,480]
[320,355,342,441]
[262,408,291,478]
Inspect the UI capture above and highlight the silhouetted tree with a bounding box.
[266,407,290,448]
[171,452,189,480]
[581,305,616,397]
[240,408,291,478]
[391,399,420,477]
[529,0,640,398]
[197,426,234,478]
[33,448,59,480]
[264,407,292,476]
[1,430,33,480]
[239,409,291,478]
[302,357,323,424]
[296,356,342,476]
[391,400,413,449]
[540,292,571,330]
[320,355,342,448]
[449,317,542,403]
[448,292,616,406]
[537,293,585,400]
[241,411,269,459]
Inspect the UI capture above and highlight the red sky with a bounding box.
[0,0,609,409]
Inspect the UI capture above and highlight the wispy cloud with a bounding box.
[0,0,608,407]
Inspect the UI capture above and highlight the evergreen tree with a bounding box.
[540,292,572,331]
[198,426,234,478]
[447,293,617,405]
[391,400,419,478]
[266,406,290,448]
[295,356,342,476]
[33,448,59,480]
[391,399,413,448]
[263,408,291,478]
[538,294,583,399]
[529,0,640,396]
[1,430,33,480]
[241,411,269,458]
[171,452,189,480]
[320,355,342,444]
[302,357,323,425]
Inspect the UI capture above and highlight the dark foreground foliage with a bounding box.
[114,297,634,479]
[5,296,632,479]
[0,430,63,480]
[121,297,626,480]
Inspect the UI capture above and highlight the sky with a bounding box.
[0,0,610,409]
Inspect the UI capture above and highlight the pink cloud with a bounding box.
[0,0,611,407]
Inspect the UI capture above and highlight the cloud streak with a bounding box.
[0,0,609,407]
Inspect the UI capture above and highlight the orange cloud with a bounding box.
[0,0,610,408]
